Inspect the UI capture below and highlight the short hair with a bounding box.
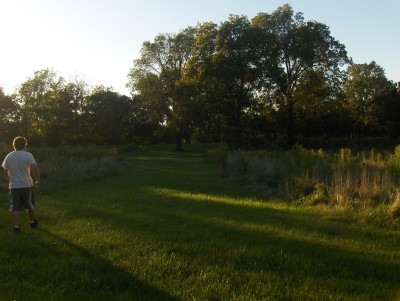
[13,136,27,150]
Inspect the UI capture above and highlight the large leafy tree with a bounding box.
[127,27,196,150]
[212,15,260,146]
[184,17,277,146]
[181,22,220,141]
[128,94,160,145]
[373,89,400,137]
[344,61,395,135]
[16,69,91,145]
[290,69,350,138]
[17,69,66,143]
[216,16,266,146]
[56,78,90,144]
[252,4,350,146]
[85,86,133,144]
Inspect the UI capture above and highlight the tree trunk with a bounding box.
[176,128,183,151]
[287,99,295,148]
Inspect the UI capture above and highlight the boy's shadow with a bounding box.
[21,228,181,301]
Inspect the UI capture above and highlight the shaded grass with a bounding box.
[0,144,400,300]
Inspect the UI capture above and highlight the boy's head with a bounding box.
[13,136,27,151]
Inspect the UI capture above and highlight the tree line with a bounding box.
[1,4,399,149]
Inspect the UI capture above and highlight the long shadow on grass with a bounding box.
[39,149,400,300]
[2,228,180,301]
[72,187,400,300]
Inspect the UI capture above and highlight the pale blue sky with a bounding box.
[1,0,399,95]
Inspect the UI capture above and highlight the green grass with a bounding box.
[1,144,400,300]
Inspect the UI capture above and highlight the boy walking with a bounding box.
[2,136,40,232]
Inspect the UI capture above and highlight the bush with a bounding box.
[389,190,400,219]
[305,183,330,206]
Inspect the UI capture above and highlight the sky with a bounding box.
[1,0,399,96]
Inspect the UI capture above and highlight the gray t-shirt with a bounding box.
[2,150,37,189]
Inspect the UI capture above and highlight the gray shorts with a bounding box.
[9,187,35,212]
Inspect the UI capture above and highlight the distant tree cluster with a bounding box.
[0,69,159,146]
[1,4,399,148]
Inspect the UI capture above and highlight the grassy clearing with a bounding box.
[0,144,400,300]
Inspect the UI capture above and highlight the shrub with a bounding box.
[309,183,331,205]
[389,190,400,219]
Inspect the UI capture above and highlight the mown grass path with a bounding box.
[1,145,400,300]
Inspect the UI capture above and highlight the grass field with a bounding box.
[0,144,400,300]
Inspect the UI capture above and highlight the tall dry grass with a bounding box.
[220,145,400,216]
[0,143,127,188]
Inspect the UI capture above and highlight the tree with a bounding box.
[207,15,269,146]
[252,4,350,146]
[0,87,21,142]
[17,69,65,143]
[16,69,93,145]
[374,89,400,137]
[128,94,160,145]
[85,86,133,144]
[56,78,90,144]
[344,61,395,135]
[181,22,220,142]
[127,27,196,150]
[289,68,350,138]
[184,17,276,147]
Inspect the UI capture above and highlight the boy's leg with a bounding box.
[28,208,39,228]
[28,208,35,222]
[12,211,19,225]
[10,190,20,227]
[12,211,20,231]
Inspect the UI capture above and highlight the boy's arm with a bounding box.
[3,168,10,182]
[31,164,41,188]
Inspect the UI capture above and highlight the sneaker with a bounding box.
[30,219,39,229]
[13,225,20,232]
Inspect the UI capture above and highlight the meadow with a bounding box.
[0,144,399,300]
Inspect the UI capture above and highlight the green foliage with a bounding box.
[302,183,331,206]
[387,145,400,176]
[389,190,400,219]
[252,4,350,146]
[344,62,395,135]
[85,88,133,144]
[127,27,197,151]
[203,142,229,166]
[0,88,21,142]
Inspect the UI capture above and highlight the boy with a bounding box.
[2,136,40,232]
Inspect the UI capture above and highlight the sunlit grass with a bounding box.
[147,186,398,259]
[0,144,399,300]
